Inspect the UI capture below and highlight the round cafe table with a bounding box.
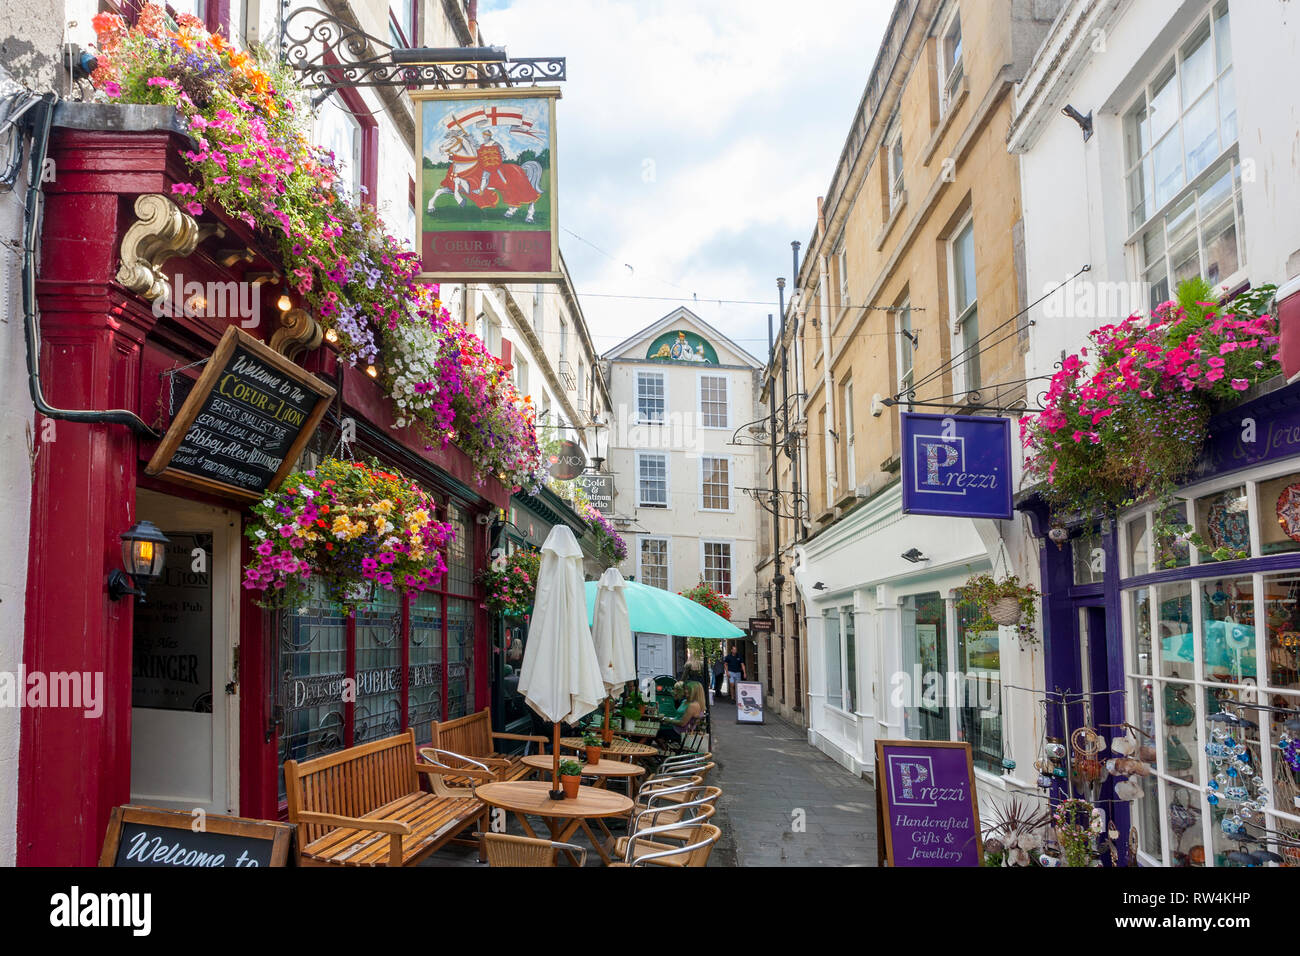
[476,780,633,866]
[559,737,658,761]
[521,753,645,791]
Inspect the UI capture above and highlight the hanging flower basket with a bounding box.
[988,596,1023,626]
[243,457,453,614]
[962,572,1040,644]
[478,548,541,618]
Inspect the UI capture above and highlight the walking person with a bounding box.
[711,655,724,701]
[723,644,745,701]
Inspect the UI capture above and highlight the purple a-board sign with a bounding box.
[875,740,982,867]
[900,412,1013,519]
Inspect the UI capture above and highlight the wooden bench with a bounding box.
[284,729,491,866]
[429,707,549,783]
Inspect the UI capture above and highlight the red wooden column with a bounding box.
[17,127,181,865]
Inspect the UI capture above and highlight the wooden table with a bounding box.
[476,780,633,866]
[560,737,658,761]
[521,754,645,791]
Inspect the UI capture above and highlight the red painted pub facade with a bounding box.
[19,114,504,865]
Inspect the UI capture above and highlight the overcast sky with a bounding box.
[478,0,891,362]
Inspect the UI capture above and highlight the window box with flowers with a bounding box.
[1021,278,1280,546]
[88,6,545,492]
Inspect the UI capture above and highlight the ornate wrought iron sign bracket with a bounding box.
[279,5,566,96]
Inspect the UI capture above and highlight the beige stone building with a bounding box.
[774,0,1062,813]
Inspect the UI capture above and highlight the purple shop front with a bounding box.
[875,740,982,866]
[901,412,1013,520]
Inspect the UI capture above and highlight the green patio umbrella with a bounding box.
[583,579,745,639]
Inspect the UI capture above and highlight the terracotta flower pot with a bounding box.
[585,746,602,765]
[560,774,581,799]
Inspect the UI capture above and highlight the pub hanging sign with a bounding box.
[900,412,1013,520]
[413,87,562,282]
[146,326,336,500]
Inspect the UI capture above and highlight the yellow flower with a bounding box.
[375,499,394,514]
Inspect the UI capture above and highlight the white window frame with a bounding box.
[697,371,730,430]
[698,454,734,513]
[636,370,666,425]
[515,354,529,396]
[532,284,544,331]
[842,379,856,492]
[948,214,980,396]
[886,120,905,213]
[635,450,670,509]
[636,535,672,590]
[837,244,849,306]
[936,4,964,116]
[896,298,914,405]
[1122,3,1242,310]
[700,538,735,598]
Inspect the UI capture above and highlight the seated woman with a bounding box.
[656,680,705,748]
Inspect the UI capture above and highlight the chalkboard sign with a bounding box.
[875,740,982,867]
[146,326,335,500]
[100,805,293,867]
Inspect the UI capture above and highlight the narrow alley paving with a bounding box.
[709,700,877,867]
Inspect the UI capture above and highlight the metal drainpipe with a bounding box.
[766,311,783,609]
[21,94,159,438]
[817,250,837,503]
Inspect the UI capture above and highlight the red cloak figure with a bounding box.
[456,130,542,209]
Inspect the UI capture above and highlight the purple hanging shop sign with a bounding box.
[900,412,1013,520]
[875,740,982,867]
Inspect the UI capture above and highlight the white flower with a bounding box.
[255,529,267,539]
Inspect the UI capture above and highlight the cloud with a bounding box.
[478,0,890,355]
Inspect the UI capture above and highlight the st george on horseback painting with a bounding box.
[413,88,562,280]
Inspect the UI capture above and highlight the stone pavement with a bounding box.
[708,699,878,866]
[422,699,878,867]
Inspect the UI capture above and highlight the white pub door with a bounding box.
[130,490,239,815]
[636,633,671,684]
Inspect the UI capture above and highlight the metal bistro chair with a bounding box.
[631,787,721,843]
[636,774,704,806]
[645,760,715,792]
[476,832,588,868]
[418,747,498,796]
[610,821,721,867]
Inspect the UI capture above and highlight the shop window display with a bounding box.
[1259,471,1300,555]
[1198,576,1256,684]
[1262,571,1300,692]
[1124,469,1300,864]
[1194,484,1250,561]
[957,594,1003,774]
[1128,515,1150,577]
[1157,582,1194,680]
[902,592,949,743]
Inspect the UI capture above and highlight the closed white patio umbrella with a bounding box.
[517,525,605,795]
[591,567,636,743]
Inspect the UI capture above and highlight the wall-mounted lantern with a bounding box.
[107,520,170,601]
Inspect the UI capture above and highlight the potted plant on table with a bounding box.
[558,759,584,800]
[582,731,603,765]
[619,703,640,732]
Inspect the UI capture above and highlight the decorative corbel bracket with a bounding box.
[270,307,322,360]
[115,193,201,301]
